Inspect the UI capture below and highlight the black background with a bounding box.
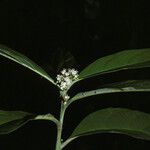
[0,0,150,150]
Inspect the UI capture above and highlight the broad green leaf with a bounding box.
[79,49,150,80]
[0,45,55,85]
[0,110,58,134]
[0,110,35,134]
[62,108,150,148]
[69,80,150,105]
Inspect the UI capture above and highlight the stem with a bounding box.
[61,137,76,149]
[55,101,66,150]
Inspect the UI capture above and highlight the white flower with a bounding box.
[56,75,62,82]
[56,68,79,91]
[70,69,78,75]
[73,74,78,79]
[64,95,70,101]
[61,69,66,75]
[60,81,67,90]
[64,77,71,85]
[64,101,67,105]
[65,72,70,76]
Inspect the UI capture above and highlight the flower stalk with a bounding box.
[55,68,79,150]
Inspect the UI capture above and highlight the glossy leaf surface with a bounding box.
[69,80,150,104]
[0,110,59,134]
[0,45,55,85]
[0,110,35,134]
[63,108,150,148]
[79,49,150,80]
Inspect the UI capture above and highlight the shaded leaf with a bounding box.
[63,108,150,148]
[0,110,58,134]
[69,80,150,104]
[0,45,55,85]
[79,49,150,80]
[0,110,35,134]
[35,114,59,125]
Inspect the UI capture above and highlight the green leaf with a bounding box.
[63,108,150,148]
[69,80,150,104]
[0,110,35,134]
[79,49,150,80]
[0,45,55,85]
[0,110,58,134]
[35,114,59,125]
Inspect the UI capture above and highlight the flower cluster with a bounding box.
[56,68,79,91]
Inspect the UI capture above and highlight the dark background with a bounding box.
[0,0,150,149]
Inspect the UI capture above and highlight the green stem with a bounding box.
[55,101,66,150]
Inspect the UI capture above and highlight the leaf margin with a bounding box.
[0,44,55,85]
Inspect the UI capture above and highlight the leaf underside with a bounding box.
[0,110,35,134]
[70,80,150,104]
[79,49,150,80]
[0,44,55,85]
[69,108,150,144]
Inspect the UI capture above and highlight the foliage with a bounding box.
[0,44,150,150]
